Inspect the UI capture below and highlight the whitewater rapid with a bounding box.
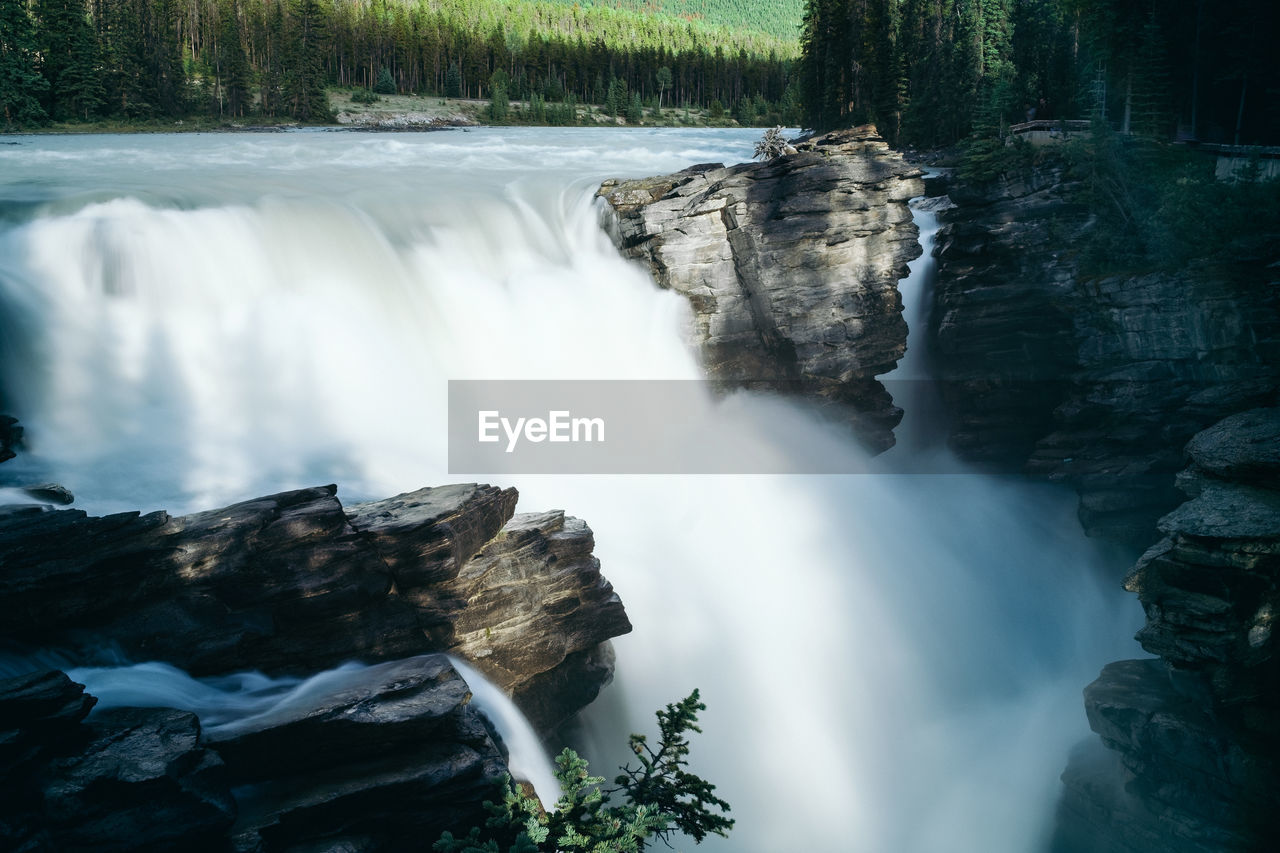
[0,128,1141,853]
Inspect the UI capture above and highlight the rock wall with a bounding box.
[1055,409,1280,852]
[598,126,924,452]
[0,483,631,734]
[931,167,1279,544]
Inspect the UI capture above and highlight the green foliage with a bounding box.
[283,0,330,121]
[754,126,788,159]
[546,0,805,45]
[350,87,379,103]
[1063,124,1280,274]
[216,0,251,118]
[33,0,102,122]
[1,0,49,127]
[373,66,396,95]
[708,98,723,119]
[488,84,509,122]
[445,63,463,98]
[625,92,643,124]
[434,690,732,853]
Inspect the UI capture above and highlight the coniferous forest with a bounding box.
[0,0,802,127]
[798,0,1280,148]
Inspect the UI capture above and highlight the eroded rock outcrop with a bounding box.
[1055,409,1280,852]
[931,167,1279,544]
[0,671,236,851]
[0,657,513,852]
[0,484,630,733]
[598,126,924,451]
[210,655,507,852]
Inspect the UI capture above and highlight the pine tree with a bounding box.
[626,90,642,123]
[374,66,395,95]
[284,0,330,121]
[216,0,250,118]
[444,62,462,97]
[34,0,102,121]
[0,0,49,127]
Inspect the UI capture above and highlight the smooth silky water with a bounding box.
[0,128,1141,852]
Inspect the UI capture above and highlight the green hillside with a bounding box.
[550,0,805,44]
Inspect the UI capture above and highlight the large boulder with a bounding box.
[598,126,925,452]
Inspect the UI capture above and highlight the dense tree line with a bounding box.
[1,0,798,127]
[799,0,1280,147]
[554,0,805,43]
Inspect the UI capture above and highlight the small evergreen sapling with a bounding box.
[434,690,732,853]
[754,127,789,160]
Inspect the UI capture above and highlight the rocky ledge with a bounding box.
[1055,409,1280,852]
[0,657,513,851]
[598,126,924,452]
[929,167,1279,545]
[0,483,631,734]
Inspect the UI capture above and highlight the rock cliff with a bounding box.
[1055,409,1280,852]
[0,484,631,734]
[598,126,924,451]
[930,167,1279,544]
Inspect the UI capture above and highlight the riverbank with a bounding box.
[3,89,775,135]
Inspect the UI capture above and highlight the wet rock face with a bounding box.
[1056,410,1280,853]
[598,126,925,452]
[0,658,511,853]
[0,671,235,852]
[931,167,1279,545]
[0,483,630,734]
[208,655,507,852]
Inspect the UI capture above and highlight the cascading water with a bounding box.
[0,129,1141,852]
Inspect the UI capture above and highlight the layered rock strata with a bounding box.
[0,670,236,851]
[930,167,1279,544]
[0,483,631,733]
[1056,409,1280,852]
[0,657,512,852]
[598,126,925,451]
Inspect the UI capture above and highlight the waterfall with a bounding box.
[0,129,1141,852]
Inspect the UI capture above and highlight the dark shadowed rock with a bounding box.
[40,707,235,851]
[0,484,631,734]
[207,655,506,851]
[932,166,1279,545]
[18,484,74,506]
[1,415,19,464]
[598,126,924,452]
[1056,411,1280,852]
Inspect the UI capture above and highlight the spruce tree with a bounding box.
[374,66,395,95]
[444,62,462,97]
[284,0,330,121]
[0,0,49,127]
[216,0,250,118]
[34,0,102,121]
